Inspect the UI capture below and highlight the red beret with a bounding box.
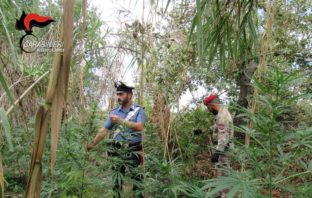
[203,94,217,106]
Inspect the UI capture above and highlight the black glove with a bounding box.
[193,129,203,135]
[211,150,221,163]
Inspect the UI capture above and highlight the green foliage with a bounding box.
[0,68,15,105]
[0,107,13,151]
[144,157,188,197]
[190,0,258,69]
[0,1,18,68]
[202,169,261,198]
[146,35,196,103]
[206,67,312,197]
[1,1,311,198]
[173,108,213,159]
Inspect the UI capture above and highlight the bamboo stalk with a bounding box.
[78,0,87,125]
[25,106,50,198]
[50,0,75,177]
[46,52,62,103]
[25,1,75,196]
[245,0,275,148]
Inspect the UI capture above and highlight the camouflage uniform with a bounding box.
[211,106,234,198]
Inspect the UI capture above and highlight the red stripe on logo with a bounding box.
[24,13,52,31]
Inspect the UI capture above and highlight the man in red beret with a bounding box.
[203,93,234,198]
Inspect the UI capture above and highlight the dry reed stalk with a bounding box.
[245,0,275,146]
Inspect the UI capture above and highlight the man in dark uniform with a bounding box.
[87,81,146,198]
